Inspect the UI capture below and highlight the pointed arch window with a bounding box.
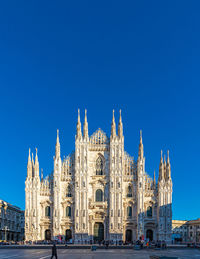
[96,189,103,202]
[147,206,152,217]
[66,206,71,217]
[127,185,133,197]
[66,185,72,197]
[127,206,132,217]
[96,156,104,175]
[45,206,50,217]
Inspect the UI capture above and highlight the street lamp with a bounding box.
[2,226,9,242]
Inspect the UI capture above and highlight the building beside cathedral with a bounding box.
[25,110,172,243]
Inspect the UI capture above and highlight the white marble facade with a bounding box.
[25,110,172,243]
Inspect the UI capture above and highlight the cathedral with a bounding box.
[25,110,172,243]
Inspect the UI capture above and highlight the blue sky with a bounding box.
[0,1,199,220]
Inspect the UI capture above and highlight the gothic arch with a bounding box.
[45,206,51,217]
[66,206,72,217]
[66,184,72,197]
[96,189,103,202]
[127,184,133,197]
[95,154,105,175]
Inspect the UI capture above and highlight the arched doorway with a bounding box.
[65,229,72,241]
[126,229,132,242]
[94,222,104,242]
[146,229,153,241]
[45,229,51,240]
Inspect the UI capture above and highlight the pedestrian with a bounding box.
[51,243,58,259]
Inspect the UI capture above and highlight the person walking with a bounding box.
[51,243,58,259]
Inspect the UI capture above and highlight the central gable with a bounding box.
[89,129,109,151]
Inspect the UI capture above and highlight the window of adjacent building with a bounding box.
[66,206,71,217]
[96,189,103,202]
[45,206,50,217]
[127,185,132,197]
[147,206,152,217]
[127,206,132,217]
[96,156,104,175]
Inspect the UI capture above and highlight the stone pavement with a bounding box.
[0,249,200,259]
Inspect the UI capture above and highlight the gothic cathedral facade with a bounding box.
[25,110,172,243]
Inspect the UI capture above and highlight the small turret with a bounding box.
[76,109,82,140]
[55,129,61,158]
[138,130,144,159]
[118,109,123,139]
[111,110,116,140]
[83,109,89,140]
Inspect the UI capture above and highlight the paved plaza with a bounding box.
[0,249,200,259]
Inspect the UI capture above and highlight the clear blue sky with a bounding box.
[0,1,199,220]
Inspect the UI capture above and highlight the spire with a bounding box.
[55,129,61,158]
[167,150,170,165]
[138,130,144,159]
[56,129,60,144]
[153,170,156,186]
[76,109,82,140]
[166,150,171,180]
[35,148,38,164]
[83,109,89,140]
[31,152,34,177]
[41,168,43,181]
[28,148,31,163]
[27,148,32,178]
[34,148,39,177]
[160,150,163,164]
[118,109,123,139]
[159,150,164,181]
[111,109,116,139]
[32,152,34,164]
